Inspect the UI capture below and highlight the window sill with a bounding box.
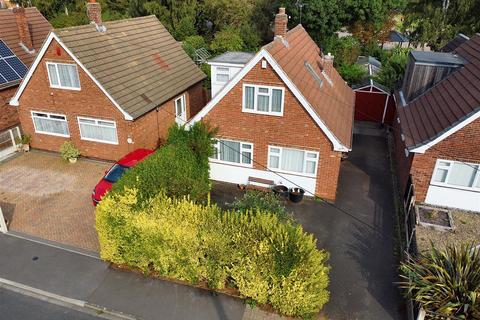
[34,131,70,138]
[209,159,253,168]
[267,167,317,179]
[430,183,480,193]
[49,85,81,91]
[80,137,119,145]
[242,109,283,117]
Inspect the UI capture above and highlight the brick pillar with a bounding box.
[274,7,288,37]
[86,0,102,25]
[13,6,34,51]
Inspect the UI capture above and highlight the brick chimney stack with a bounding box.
[86,0,102,25]
[274,7,288,38]
[13,6,34,52]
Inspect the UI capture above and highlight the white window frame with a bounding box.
[242,83,285,116]
[210,138,253,168]
[267,145,319,177]
[215,67,230,83]
[430,159,480,192]
[77,116,118,145]
[46,62,81,91]
[174,94,187,125]
[31,111,70,137]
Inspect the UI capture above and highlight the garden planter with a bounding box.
[68,158,78,164]
[289,188,305,203]
[272,185,289,198]
[22,144,30,152]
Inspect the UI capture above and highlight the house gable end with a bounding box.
[9,32,133,120]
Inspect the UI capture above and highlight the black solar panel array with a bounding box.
[0,40,28,85]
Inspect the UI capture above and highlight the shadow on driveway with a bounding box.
[290,134,405,320]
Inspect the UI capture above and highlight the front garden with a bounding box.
[96,123,330,318]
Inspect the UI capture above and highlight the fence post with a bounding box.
[0,205,7,233]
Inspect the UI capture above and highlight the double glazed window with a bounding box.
[243,84,284,115]
[216,67,230,83]
[432,160,480,190]
[46,62,80,90]
[268,146,318,176]
[78,117,118,144]
[32,111,69,137]
[211,139,253,166]
[175,95,187,124]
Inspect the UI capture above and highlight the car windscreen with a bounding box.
[104,164,129,183]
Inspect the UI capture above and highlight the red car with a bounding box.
[92,149,154,205]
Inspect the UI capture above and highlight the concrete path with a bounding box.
[0,233,246,320]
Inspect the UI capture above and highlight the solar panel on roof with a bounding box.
[0,40,28,85]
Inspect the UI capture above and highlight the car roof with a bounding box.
[117,148,154,167]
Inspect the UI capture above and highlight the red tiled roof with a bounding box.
[0,7,51,67]
[264,25,355,149]
[398,35,480,149]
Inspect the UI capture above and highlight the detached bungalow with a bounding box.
[394,34,480,212]
[189,8,355,201]
[10,1,206,161]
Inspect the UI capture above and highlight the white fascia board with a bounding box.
[189,49,350,152]
[208,62,246,68]
[10,32,133,121]
[410,108,480,153]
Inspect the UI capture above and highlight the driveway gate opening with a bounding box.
[0,126,20,159]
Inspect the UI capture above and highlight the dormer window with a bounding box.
[242,84,284,116]
[46,62,80,90]
[216,67,230,83]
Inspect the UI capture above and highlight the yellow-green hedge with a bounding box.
[96,188,330,318]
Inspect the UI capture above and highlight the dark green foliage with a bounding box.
[182,35,207,60]
[50,11,88,28]
[338,64,367,86]
[399,243,480,319]
[374,48,410,91]
[110,122,216,204]
[210,26,245,53]
[232,190,289,221]
[322,36,361,67]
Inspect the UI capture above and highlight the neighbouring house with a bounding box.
[188,8,355,201]
[383,30,410,50]
[394,34,480,212]
[10,0,206,161]
[352,56,396,125]
[0,7,51,159]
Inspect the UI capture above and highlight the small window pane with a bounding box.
[241,151,252,164]
[98,120,114,127]
[217,67,229,73]
[257,95,269,112]
[269,155,279,168]
[242,143,251,150]
[50,115,66,120]
[219,140,240,163]
[33,112,47,118]
[306,152,317,159]
[47,64,59,86]
[306,160,316,174]
[244,86,255,110]
[216,74,229,82]
[79,118,95,124]
[258,87,268,94]
[447,163,478,187]
[272,89,282,112]
[439,161,451,167]
[433,168,448,183]
[270,147,280,154]
[57,64,80,88]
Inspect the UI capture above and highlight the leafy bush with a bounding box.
[59,141,80,160]
[15,134,31,145]
[322,35,361,67]
[96,188,330,318]
[374,48,410,91]
[232,190,289,221]
[338,63,367,86]
[110,122,216,204]
[399,244,480,319]
[210,26,245,53]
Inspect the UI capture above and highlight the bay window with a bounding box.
[31,111,69,137]
[243,84,284,115]
[432,159,480,190]
[46,62,80,90]
[78,117,118,144]
[211,139,253,166]
[268,146,318,176]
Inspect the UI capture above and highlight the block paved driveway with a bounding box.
[0,151,110,252]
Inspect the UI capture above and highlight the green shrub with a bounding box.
[210,26,245,53]
[232,190,289,221]
[59,141,80,160]
[338,63,367,86]
[97,188,330,318]
[110,122,215,204]
[399,244,480,319]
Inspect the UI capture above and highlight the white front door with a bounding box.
[175,95,187,125]
[0,127,20,159]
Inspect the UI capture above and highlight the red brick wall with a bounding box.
[203,60,343,201]
[0,86,19,131]
[392,116,413,195]
[410,118,480,202]
[16,39,205,161]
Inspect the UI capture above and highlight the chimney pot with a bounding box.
[274,7,288,38]
[13,6,34,52]
[86,0,102,26]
